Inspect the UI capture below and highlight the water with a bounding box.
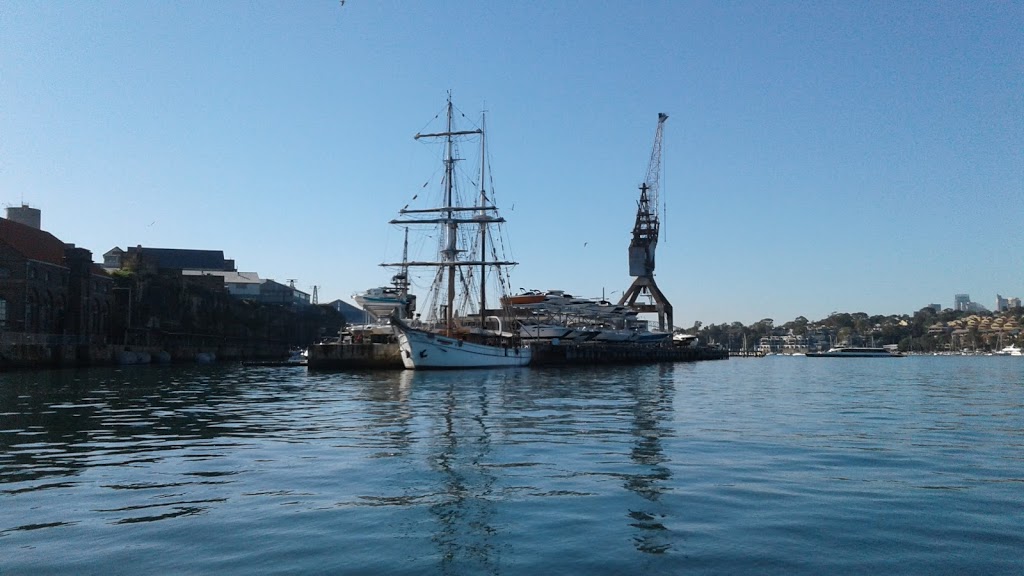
[2,357,1022,575]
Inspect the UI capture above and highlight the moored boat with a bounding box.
[353,285,415,319]
[519,323,574,340]
[501,290,546,307]
[386,94,531,369]
[807,347,903,358]
[392,316,530,369]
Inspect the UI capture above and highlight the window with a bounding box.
[0,268,10,278]
[0,298,6,327]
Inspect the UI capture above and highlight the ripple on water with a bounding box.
[1,359,1023,575]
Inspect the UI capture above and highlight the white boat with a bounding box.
[393,316,530,369]
[353,285,415,319]
[354,231,417,321]
[994,344,1023,356]
[632,329,672,344]
[807,347,904,358]
[519,324,574,340]
[387,95,531,369]
[672,333,698,348]
[563,324,601,341]
[286,348,308,364]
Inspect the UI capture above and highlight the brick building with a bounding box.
[0,214,112,341]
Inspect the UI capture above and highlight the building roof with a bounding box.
[182,270,262,284]
[0,217,66,266]
[130,247,232,271]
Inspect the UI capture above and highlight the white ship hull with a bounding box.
[393,320,531,369]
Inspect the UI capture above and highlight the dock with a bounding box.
[529,341,728,365]
[307,340,727,370]
[307,342,403,370]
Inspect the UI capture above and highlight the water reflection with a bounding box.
[0,366,304,529]
[2,359,1022,574]
[409,370,501,576]
[623,363,676,554]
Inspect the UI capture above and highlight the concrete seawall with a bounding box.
[0,333,289,371]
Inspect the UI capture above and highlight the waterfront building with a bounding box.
[182,270,263,299]
[104,246,236,274]
[6,204,41,229]
[254,279,311,308]
[107,247,309,308]
[0,213,112,342]
[756,333,811,354]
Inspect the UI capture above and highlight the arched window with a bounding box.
[40,293,52,334]
[25,294,35,332]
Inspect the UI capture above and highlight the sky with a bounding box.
[1,1,1022,327]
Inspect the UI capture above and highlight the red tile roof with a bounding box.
[0,218,67,266]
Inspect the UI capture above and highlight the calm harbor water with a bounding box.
[2,357,1022,575]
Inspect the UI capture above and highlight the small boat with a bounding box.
[994,344,1023,356]
[243,348,307,367]
[353,285,411,311]
[807,347,903,358]
[672,333,698,347]
[501,290,546,307]
[354,238,417,322]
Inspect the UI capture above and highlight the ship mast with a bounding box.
[478,112,488,328]
[383,94,519,334]
[443,99,457,333]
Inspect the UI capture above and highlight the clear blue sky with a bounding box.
[2,1,1022,326]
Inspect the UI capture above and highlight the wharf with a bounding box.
[307,342,403,370]
[241,359,308,367]
[529,342,728,365]
[307,340,727,370]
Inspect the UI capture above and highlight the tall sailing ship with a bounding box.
[386,94,531,369]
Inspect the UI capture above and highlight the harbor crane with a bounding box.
[617,112,673,332]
